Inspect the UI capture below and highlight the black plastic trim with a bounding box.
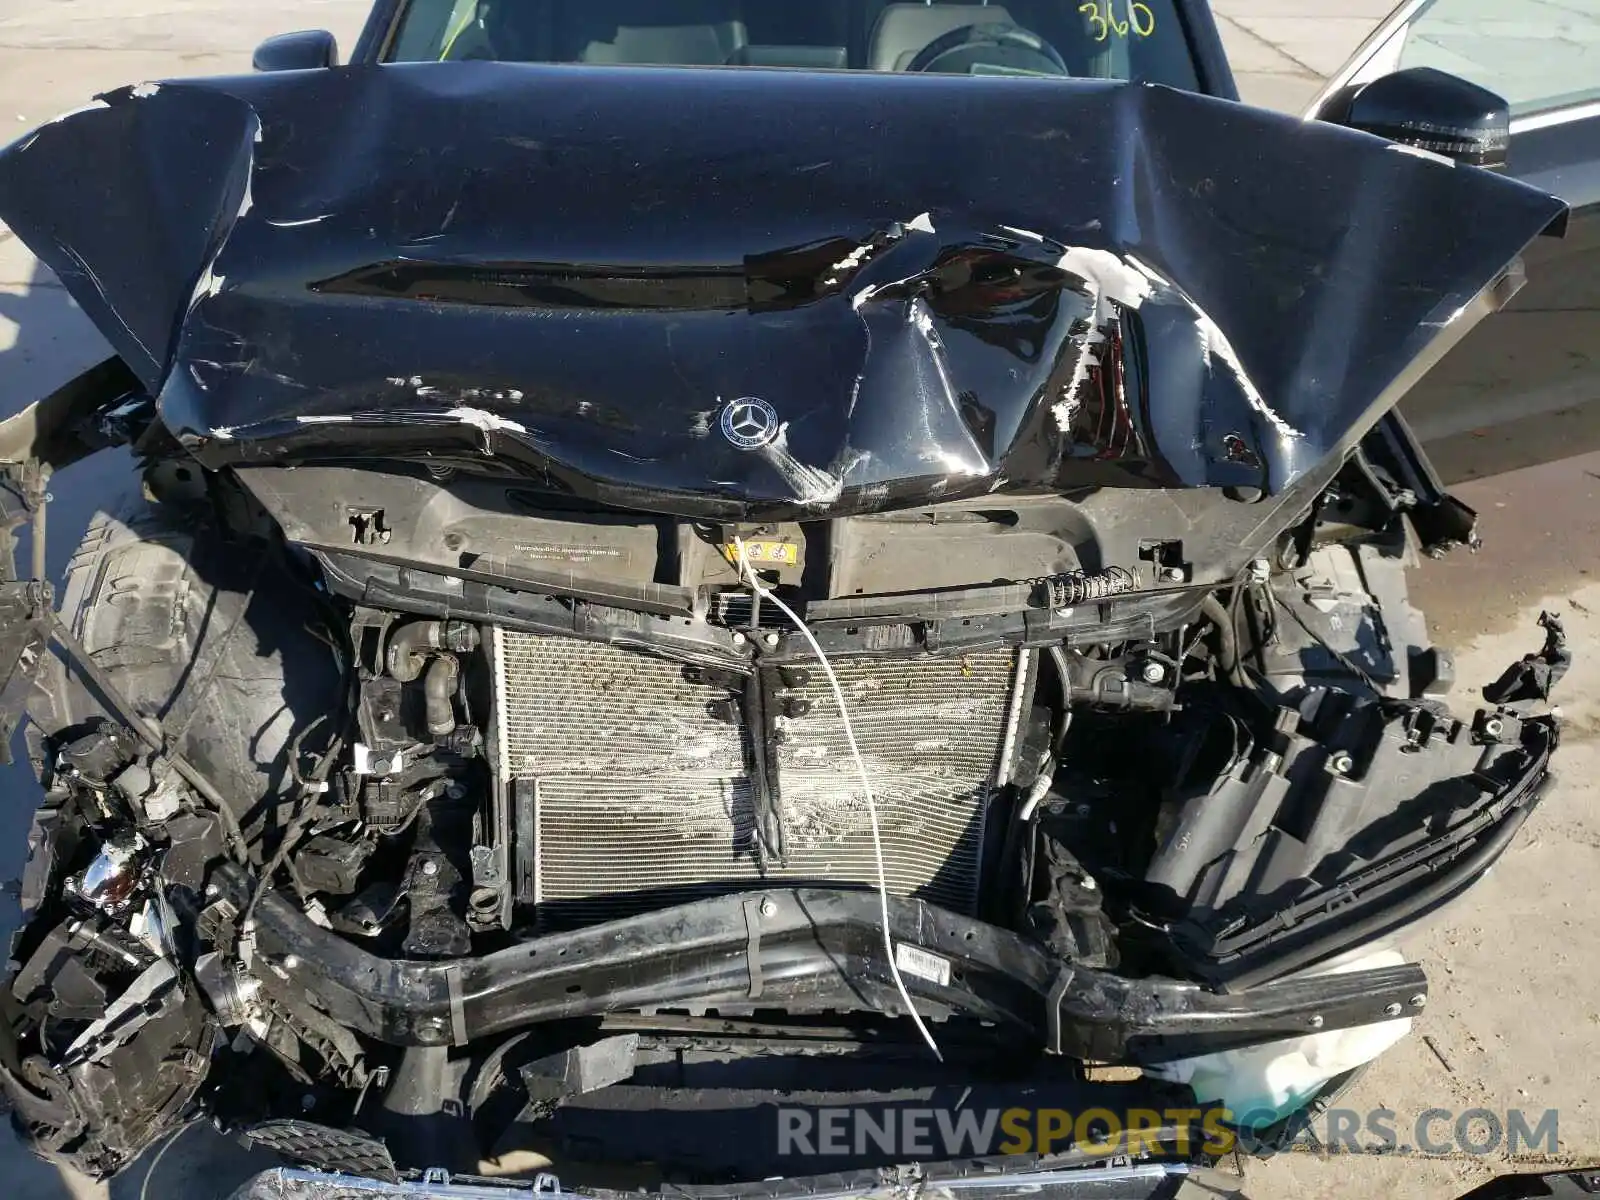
[216,870,1426,1064]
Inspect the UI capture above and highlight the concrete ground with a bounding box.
[0,2,1597,1197]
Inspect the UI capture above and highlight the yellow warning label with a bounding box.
[725,540,799,567]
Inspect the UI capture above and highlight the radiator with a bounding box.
[492,629,1024,927]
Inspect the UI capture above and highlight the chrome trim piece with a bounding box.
[1512,98,1600,135]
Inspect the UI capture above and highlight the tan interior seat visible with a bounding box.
[568,0,749,65]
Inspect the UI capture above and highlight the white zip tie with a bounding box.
[732,538,944,1062]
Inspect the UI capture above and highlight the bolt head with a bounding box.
[1080,876,1097,892]
[1484,717,1505,738]
[1330,752,1354,775]
[1308,1014,1324,1029]
[1162,566,1186,583]
[759,897,777,918]
[204,883,220,898]
[731,632,748,647]
[763,632,780,648]
[1383,1002,1403,1017]
[283,954,301,970]
[1140,661,1166,685]
[421,859,440,877]
[1409,993,1427,1008]
[415,1019,447,1045]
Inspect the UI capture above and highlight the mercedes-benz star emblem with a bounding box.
[720,397,780,450]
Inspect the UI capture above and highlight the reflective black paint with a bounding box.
[0,65,1567,519]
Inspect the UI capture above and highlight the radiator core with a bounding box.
[493,630,1021,927]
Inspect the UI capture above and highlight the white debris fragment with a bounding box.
[688,409,714,438]
[130,82,161,98]
[386,376,407,386]
[210,427,236,441]
[446,406,527,435]
[408,375,423,387]
[906,211,936,234]
[266,214,330,228]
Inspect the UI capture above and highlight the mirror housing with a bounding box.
[253,30,340,72]
[1327,67,1510,169]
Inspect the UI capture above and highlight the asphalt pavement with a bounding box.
[0,4,1597,1197]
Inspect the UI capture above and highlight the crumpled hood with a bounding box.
[0,65,1566,518]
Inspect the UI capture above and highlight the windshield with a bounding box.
[385,0,1202,89]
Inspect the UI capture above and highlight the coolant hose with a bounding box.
[387,620,480,683]
[1200,594,1245,688]
[422,654,460,738]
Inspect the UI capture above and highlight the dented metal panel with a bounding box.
[0,65,1567,519]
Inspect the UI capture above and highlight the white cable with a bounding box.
[733,538,944,1062]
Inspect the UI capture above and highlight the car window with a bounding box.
[385,0,1202,90]
[1395,0,1600,118]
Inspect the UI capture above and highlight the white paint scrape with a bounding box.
[446,406,527,435]
[1063,249,1302,442]
[1194,309,1301,440]
[755,427,871,507]
[46,99,110,125]
[906,211,936,234]
[130,82,161,98]
[1050,247,1157,429]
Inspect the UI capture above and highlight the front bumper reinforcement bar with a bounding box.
[216,867,1425,1063]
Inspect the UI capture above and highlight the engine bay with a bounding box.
[0,431,1564,1180]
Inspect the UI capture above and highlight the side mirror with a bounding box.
[253,30,340,72]
[1326,66,1510,169]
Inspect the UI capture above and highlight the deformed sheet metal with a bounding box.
[0,65,1569,518]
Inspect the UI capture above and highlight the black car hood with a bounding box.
[0,65,1567,519]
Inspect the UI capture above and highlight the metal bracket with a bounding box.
[1045,966,1075,1056]
[741,896,765,1000]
